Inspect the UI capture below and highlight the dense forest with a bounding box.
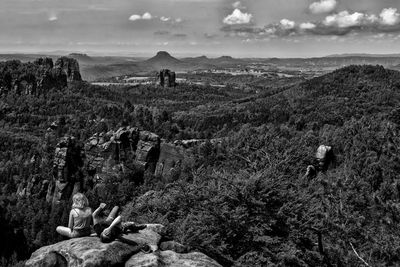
[2,63,400,266]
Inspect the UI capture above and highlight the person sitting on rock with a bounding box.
[56,193,92,238]
[92,203,146,243]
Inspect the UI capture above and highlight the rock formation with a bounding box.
[55,57,82,82]
[159,69,176,88]
[85,126,161,182]
[46,136,85,204]
[155,143,185,182]
[315,145,334,172]
[25,224,222,267]
[0,56,82,96]
[45,125,225,203]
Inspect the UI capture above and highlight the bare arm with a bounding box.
[108,216,122,229]
[68,210,74,230]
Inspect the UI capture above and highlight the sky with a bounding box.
[0,0,400,57]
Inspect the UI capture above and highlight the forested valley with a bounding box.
[2,61,400,266]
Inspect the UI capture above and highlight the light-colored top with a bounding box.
[68,207,92,232]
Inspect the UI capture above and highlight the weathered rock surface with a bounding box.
[25,237,142,267]
[122,224,165,252]
[125,251,222,267]
[25,224,222,267]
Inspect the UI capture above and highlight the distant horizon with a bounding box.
[1,49,400,60]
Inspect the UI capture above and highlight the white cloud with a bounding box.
[324,11,368,28]
[380,8,400,26]
[175,18,183,23]
[300,22,316,30]
[129,12,153,21]
[309,0,337,14]
[129,14,142,21]
[160,16,170,22]
[142,12,152,20]
[280,19,295,30]
[48,15,58,21]
[223,9,253,25]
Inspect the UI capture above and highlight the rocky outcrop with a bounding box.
[25,236,142,267]
[159,69,176,88]
[25,224,222,267]
[85,126,161,182]
[155,143,185,182]
[55,57,82,82]
[46,136,85,204]
[45,125,224,203]
[0,56,82,96]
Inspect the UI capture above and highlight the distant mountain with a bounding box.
[326,53,400,58]
[144,51,182,68]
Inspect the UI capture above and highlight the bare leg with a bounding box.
[56,226,72,238]
[105,206,119,223]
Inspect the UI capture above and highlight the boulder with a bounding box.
[125,251,222,267]
[122,224,165,252]
[315,145,334,172]
[25,237,142,267]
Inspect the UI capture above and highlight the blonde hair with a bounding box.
[72,193,89,209]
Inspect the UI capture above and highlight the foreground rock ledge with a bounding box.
[125,250,222,267]
[25,224,222,267]
[25,236,141,267]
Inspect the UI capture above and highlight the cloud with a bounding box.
[309,0,337,14]
[300,22,316,30]
[48,11,58,22]
[380,8,400,26]
[129,12,153,21]
[280,19,295,30]
[160,16,171,22]
[142,12,152,20]
[221,7,400,38]
[48,15,58,21]
[129,14,141,21]
[223,9,253,25]
[323,11,377,28]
